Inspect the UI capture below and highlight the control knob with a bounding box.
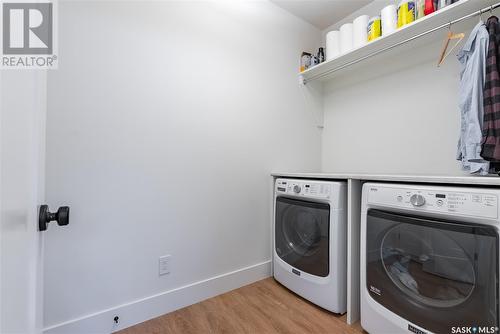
[293,185,301,194]
[410,194,426,207]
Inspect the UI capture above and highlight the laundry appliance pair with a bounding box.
[274,178,499,334]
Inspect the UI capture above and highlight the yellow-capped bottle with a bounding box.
[367,16,382,42]
[397,0,415,28]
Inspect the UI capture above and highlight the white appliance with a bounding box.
[361,183,500,334]
[273,178,347,313]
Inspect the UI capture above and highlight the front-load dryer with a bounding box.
[273,178,347,314]
[361,183,499,334]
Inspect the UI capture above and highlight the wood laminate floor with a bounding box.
[118,278,365,334]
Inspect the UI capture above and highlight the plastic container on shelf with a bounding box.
[416,0,426,19]
[340,23,354,54]
[398,0,416,28]
[353,15,369,48]
[424,0,436,15]
[368,16,382,41]
[326,30,341,60]
[382,4,398,36]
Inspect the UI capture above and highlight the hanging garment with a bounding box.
[457,21,491,175]
[482,16,500,162]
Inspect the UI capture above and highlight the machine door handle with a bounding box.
[39,205,70,231]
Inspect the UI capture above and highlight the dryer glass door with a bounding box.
[275,197,330,277]
[366,209,498,333]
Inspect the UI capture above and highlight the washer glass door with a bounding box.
[366,209,498,333]
[275,196,330,277]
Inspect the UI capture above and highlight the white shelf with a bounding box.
[300,0,492,83]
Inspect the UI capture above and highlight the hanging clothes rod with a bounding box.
[303,1,500,84]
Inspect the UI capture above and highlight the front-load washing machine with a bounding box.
[273,178,347,314]
[361,183,499,334]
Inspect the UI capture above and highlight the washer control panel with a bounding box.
[368,185,498,219]
[276,179,331,199]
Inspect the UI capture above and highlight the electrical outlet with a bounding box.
[159,255,171,276]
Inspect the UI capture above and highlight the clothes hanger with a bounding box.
[478,4,494,24]
[437,23,465,67]
[487,2,496,20]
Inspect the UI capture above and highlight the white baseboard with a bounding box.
[43,260,272,334]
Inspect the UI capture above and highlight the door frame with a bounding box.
[0,70,47,334]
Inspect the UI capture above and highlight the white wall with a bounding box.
[44,0,321,331]
[321,12,480,175]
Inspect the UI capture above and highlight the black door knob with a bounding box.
[39,205,70,231]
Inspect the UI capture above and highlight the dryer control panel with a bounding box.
[275,179,332,199]
[367,185,499,219]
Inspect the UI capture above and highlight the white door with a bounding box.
[0,70,47,334]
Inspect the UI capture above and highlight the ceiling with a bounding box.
[270,0,372,30]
